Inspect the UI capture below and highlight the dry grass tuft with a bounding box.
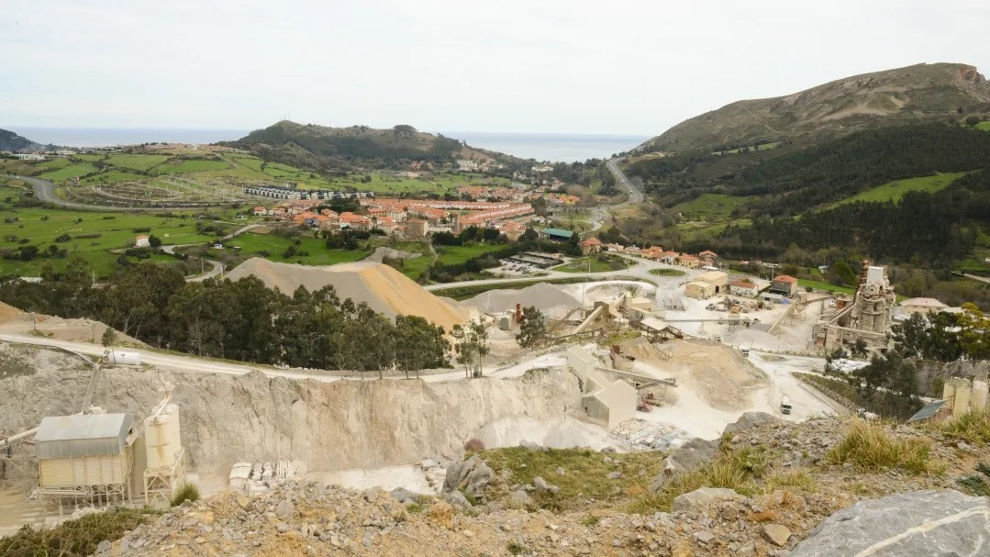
[828,419,939,475]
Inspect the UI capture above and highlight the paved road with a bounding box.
[0,332,344,382]
[606,158,644,205]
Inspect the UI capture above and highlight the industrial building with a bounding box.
[685,281,716,300]
[566,346,636,429]
[34,413,137,505]
[694,270,729,294]
[814,265,896,351]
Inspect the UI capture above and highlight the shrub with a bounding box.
[938,411,990,444]
[631,449,759,513]
[0,507,153,556]
[827,419,939,474]
[171,482,200,507]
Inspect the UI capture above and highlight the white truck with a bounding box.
[780,395,792,415]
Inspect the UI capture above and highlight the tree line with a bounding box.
[0,260,449,374]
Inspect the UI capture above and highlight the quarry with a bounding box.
[0,254,987,555]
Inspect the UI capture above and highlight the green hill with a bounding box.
[637,62,990,156]
[0,128,47,152]
[226,120,504,174]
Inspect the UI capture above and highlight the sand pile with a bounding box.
[463,283,580,319]
[0,302,23,325]
[227,258,468,330]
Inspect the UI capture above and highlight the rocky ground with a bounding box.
[94,414,990,556]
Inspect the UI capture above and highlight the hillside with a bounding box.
[637,62,990,155]
[226,120,506,174]
[0,128,46,152]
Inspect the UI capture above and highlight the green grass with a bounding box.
[434,244,506,266]
[975,121,990,131]
[0,181,215,277]
[671,193,750,220]
[937,411,990,444]
[650,268,686,277]
[631,447,770,513]
[224,231,369,266]
[0,507,156,556]
[39,162,101,182]
[80,169,148,184]
[827,420,940,475]
[106,153,170,171]
[152,158,231,174]
[832,172,970,207]
[479,447,666,511]
[798,278,855,295]
[555,255,630,273]
[171,482,200,506]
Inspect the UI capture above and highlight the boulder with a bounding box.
[723,412,783,435]
[389,487,417,503]
[649,438,719,492]
[762,523,791,546]
[671,487,745,512]
[790,490,990,557]
[442,490,472,509]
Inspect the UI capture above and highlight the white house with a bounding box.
[729,279,761,298]
[134,235,151,248]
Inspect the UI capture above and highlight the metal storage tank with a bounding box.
[144,404,181,470]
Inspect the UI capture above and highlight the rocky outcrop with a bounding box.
[649,438,719,492]
[723,411,784,435]
[791,490,990,556]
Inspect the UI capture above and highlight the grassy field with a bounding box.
[975,121,990,131]
[222,231,369,266]
[831,172,970,207]
[18,151,507,200]
[39,162,101,181]
[671,193,750,220]
[106,153,170,171]
[554,255,630,273]
[0,178,223,277]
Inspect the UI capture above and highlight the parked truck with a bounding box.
[781,395,792,415]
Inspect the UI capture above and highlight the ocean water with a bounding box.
[12,127,648,163]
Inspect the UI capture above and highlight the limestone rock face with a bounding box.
[790,490,990,557]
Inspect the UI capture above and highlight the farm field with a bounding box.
[671,193,750,220]
[222,231,369,266]
[0,197,215,277]
[10,150,511,205]
[830,172,970,207]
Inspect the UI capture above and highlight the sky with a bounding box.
[2,0,988,136]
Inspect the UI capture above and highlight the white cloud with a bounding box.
[1,0,987,134]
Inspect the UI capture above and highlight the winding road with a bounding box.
[606,158,644,205]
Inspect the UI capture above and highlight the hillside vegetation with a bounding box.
[226,120,503,174]
[0,128,47,152]
[637,62,990,155]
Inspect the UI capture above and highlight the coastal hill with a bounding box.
[226,120,505,173]
[0,128,46,153]
[637,62,990,155]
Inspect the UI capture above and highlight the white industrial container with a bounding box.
[144,404,181,470]
[109,351,142,365]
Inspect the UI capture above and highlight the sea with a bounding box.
[13,127,648,163]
